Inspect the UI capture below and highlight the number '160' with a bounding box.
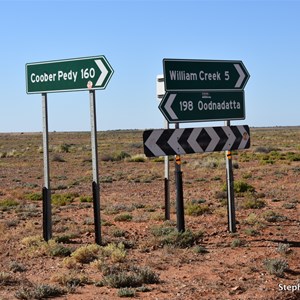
[81,68,95,79]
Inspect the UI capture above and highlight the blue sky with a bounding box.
[0,0,299,132]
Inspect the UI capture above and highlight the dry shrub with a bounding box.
[71,244,100,264]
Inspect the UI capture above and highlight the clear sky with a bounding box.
[0,0,299,132]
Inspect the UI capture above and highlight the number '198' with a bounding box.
[179,101,193,111]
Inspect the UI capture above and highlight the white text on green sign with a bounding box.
[163,59,250,91]
[26,55,113,94]
[159,91,245,123]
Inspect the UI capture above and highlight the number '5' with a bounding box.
[225,71,230,80]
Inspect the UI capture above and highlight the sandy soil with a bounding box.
[0,128,300,300]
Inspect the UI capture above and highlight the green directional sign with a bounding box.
[26,55,113,94]
[159,91,245,123]
[163,59,250,91]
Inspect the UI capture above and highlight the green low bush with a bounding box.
[186,203,210,216]
[234,181,255,193]
[126,154,147,162]
[243,198,266,209]
[276,243,291,255]
[114,214,133,222]
[0,272,17,286]
[15,284,66,299]
[151,225,202,248]
[222,181,255,194]
[194,245,209,254]
[52,193,78,206]
[25,193,42,201]
[262,211,287,223]
[71,244,100,264]
[118,288,136,297]
[79,195,93,203]
[0,199,19,208]
[263,258,288,277]
[104,267,159,288]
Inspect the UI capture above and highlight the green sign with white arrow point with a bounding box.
[163,59,250,91]
[159,91,245,123]
[26,55,113,94]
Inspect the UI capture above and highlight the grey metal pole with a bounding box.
[156,75,170,220]
[175,123,185,232]
[89,90,101,245]
[42,93,52,241]
[164,120,170,220]
[225,120,236,232]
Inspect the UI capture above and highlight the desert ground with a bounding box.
[0,127,300,300]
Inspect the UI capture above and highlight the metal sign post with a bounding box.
[174,123,185,232]
[26,55,113,244]
[90,90,101,245]
[225,120,236,232]
[42,93,52,241]
[157,75,171,221]
[164,120,170,220]
[159,57,250,234]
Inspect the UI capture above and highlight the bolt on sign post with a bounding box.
[26,55,114,244]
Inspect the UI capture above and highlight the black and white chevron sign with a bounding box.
[143,125,250,157]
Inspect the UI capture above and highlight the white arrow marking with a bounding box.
[187,128,204,153]
[234,63,246,88]
[165,94,178,120]
[205,127,220,152]
[145,130,166,157]
[168,129,185,154]
[95,59,109,87]
[222,126,236,151]
[237,126,249,149]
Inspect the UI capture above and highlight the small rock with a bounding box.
[231,286,245,294]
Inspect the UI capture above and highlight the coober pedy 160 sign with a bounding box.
[26,55,114,94]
